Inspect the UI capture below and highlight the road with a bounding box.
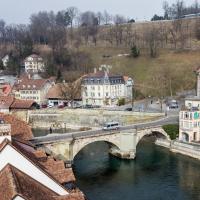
[102,98,184,115]
[31,115,179,145]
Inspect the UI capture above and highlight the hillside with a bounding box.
[82,46,199,97]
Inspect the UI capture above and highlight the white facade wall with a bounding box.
[25,57,45,73]
[185,99,200,108]
[0,144,68,195]
[13,196,26,200]
[15,82,52,104]
[82,83,129,106]
[179,110,200,142]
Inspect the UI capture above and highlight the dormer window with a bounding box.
[22,85,25,88]
[33,85,36,88]
[28,85,31,88]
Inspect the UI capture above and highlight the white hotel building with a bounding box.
[81,69,133,106]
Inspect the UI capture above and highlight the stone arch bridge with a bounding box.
[32,123,173,162]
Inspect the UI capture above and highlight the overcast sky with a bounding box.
[0,0,196,24]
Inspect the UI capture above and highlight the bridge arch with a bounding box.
[135,127,170,147]
[72,137,121,160]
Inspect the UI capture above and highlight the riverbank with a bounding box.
[156,138,200,160]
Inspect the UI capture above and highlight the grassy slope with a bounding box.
[82,46,200,96]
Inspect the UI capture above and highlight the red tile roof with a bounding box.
[14,78,51,90]
[0,164,59,200]
[10,99,36,109]
[0,96,14,109]
[0,138,86,200]
[0,113,33,140]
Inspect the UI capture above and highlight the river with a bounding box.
[73,138,200,200]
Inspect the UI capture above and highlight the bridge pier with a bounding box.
[109,147,136,159]
[108,130,137,160]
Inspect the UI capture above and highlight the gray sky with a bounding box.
[0,0,196,24]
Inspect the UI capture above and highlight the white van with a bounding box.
[103,122,120,131]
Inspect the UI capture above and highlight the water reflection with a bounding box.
[73,139,200,200]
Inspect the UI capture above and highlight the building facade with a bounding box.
[13,77,54,104]
[81,69,133,106]
[179,68,200,143]
[24,54,45,73]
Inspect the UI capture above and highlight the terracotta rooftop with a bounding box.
[14,78,51,91]
[0,113,33,140]
[46,83,66,99]
[10,99,36,109]
[0,164,59,200]
[0,96,14,109]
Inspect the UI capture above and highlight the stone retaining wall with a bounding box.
[28,109,163,129]
[156,138,200,160]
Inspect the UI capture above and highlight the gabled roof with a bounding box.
[0,113,33,140]
[14,78,51,90]
[10,99,36,109]
[0,164,59,200]
[0,96,14,109]
[0,138,85,200]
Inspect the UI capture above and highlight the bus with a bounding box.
[103,122,120,131]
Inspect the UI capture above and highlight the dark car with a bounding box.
[125,107,133,111]
[168,100,179,109]
[41,103,47,108]
[83,104,93,109]
[58,104,65,109]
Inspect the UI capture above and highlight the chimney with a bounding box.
[94,68,97,74]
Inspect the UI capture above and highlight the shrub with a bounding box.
[162,124,179,140]
[117,98,125,106]
[131,45,140,58]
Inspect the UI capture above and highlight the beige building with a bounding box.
[13,77,54,104]
[179,68,200,143]
[24,54,45,73]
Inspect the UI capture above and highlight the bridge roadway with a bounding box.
[31,115,179,145]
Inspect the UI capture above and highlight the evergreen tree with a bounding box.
[131,45,140,58]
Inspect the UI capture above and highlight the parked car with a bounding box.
[41,103,47,108]
[168,99,179,109]
[58,104,65,108]
[48,104,54,108]
[83,104,93,109]
[125,107,133,111]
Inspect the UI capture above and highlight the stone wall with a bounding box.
[28,109,163,129]
[156,138,200,160]
[171,141,200,160]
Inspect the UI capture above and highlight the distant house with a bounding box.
[13,76,55,104]
[81,68,133,106]
[2,55,9,68]
[24,54,45,73]
[46,81,82,107]
[0,96,38,113]
[0,75,16,86]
